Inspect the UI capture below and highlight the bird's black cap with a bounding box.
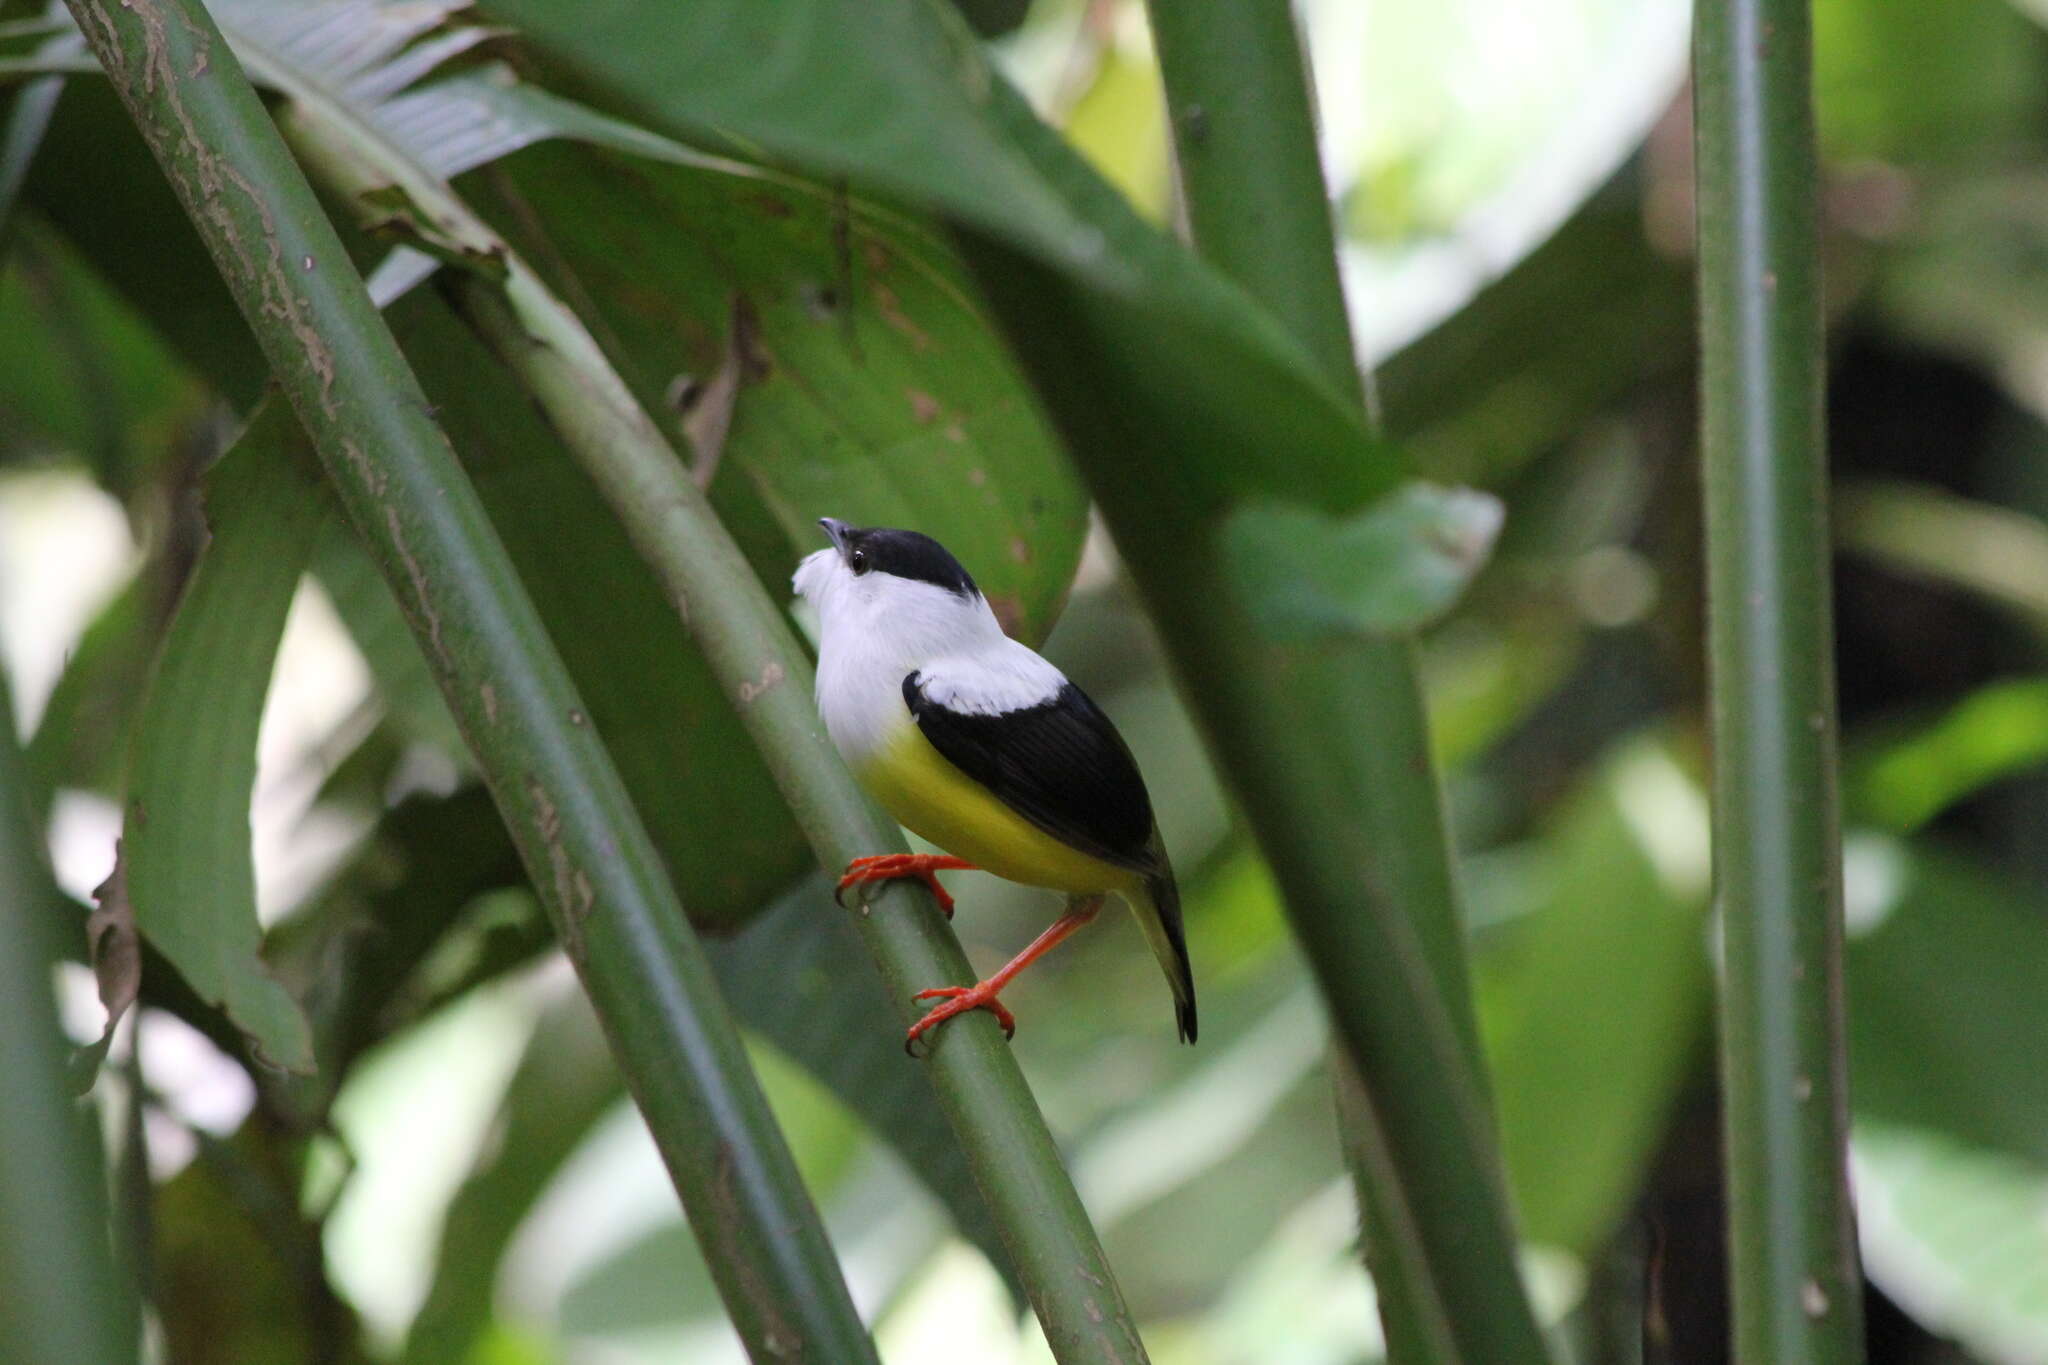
[818,518,980,599]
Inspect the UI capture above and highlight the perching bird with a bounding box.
[795,517,1195,1053]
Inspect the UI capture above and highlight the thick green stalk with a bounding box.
[1147,1,1358,393]
[0,667,136,1365]
[1142,2,1543,1360]
[59,3,874,1359]
[1693,0,1865,1359]
[275,98,1147,1364]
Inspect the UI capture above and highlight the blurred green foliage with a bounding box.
[7,0,2048,1360]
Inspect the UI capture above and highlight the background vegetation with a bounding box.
[3,0,2047,1360]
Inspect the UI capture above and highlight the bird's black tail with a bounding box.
[1133,848,1196,1043]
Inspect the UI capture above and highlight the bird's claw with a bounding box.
[903,983,1016,1055]
[834,853,965,917]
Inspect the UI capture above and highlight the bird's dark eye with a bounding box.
[849,548,869,574]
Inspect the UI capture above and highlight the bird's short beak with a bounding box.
[818,517,852,552]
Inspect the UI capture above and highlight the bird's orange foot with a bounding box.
[904,981,1016,1055]
[835,853,976,918]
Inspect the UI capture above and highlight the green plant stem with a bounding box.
[59,2,875,1359]
[1693,0,1865,1359]
[1140,2,1544,1360]
[0,666,136,1365]
[1147,1,1358,393]
[274,93,1147,1365]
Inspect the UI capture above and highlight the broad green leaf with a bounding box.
[1846,841,2048,1167]
[483,0,1102,275]
[475,140,1088,637]
[1853,1119,2048,1365]
[189,0,1092,636]
[1223,485,1504,641]
[1478,738,1711,1254]
[27,0,1099,640]
[479,0,1403,518]
[124,399,318,1073]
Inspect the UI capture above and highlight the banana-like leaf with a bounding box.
[203,0,1087,639]
[479,0,1403,520]
[123,400,320,1073]
[467,139,1086,635]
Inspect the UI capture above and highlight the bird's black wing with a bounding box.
[903,670,1159,874]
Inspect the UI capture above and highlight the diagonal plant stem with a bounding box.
[276,90,1150,1365]
[1693,0,1866,1358]
[57,1,878,1359]
[1136,2,1549,1361]
[0,665,137,1365]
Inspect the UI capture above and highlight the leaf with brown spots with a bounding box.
[474,141,1090,646]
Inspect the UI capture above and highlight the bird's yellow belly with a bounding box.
[857,725,1137,896]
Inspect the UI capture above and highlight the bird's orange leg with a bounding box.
[835,853,977,918]
[905,897,1102,1056]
